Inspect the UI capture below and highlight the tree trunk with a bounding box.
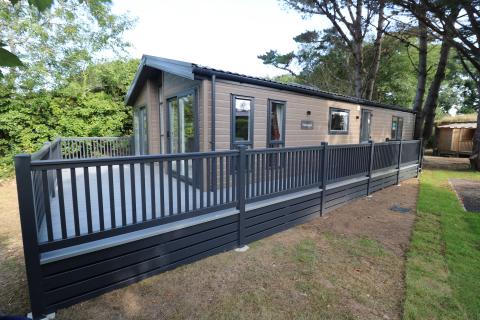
[470,84,480,170]
[353,0,364,99]
[364,0,385,101]
[413,9,428,139]
[421,37,451,142]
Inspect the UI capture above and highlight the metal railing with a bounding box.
[15,139,422,252]
[60,136,134,159]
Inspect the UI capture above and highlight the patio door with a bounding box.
[167,90,197,179]
[360,109,372,143]
[134,106,148,155]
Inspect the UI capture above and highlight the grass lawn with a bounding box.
[403,167,480,320]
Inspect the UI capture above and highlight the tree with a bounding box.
[260,0,386,99]
[0,0,133,90]
[0,0,135,177]
[0,59,138,177]
[397,0,480,170]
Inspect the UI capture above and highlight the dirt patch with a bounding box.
[423,155,471,170]
[449,179,480,212]
[0,180,29,317]
[0,179,419,319]
[310,179,417,257]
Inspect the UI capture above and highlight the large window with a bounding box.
[391,116,403,140]
[134,106,148,155]
[329,108,350,134]
[232,95,254,146]
[268,99,286,147]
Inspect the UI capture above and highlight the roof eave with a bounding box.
[192,67,415,114]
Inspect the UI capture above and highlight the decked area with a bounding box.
[15,137,422,319]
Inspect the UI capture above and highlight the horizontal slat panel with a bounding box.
[43,222,238,291]
[44,232,238,306]
[43,241,238,314]
[41,214,238,276]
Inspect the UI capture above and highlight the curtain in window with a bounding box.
[271,105,280,141]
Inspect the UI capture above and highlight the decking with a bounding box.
[15,137,422,319]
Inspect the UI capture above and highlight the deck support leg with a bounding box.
[417,139,423,176]
[236,146,247,247]
[15,155,45,320]
[396,139,403,186]
[366,140,375,196]
[320,142,328,216]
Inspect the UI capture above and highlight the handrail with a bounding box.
[18,139,422,247]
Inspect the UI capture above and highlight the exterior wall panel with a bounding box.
[205,79,415,150]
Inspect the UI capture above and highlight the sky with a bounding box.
[111,0,329,78]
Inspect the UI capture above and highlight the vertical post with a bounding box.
[396,139,403,185]
[417,139,424,174]
[14,155,44,319]
[236,146,247,247]
[367,140,375,196]
[320,142,328,216]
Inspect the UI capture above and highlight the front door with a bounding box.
[360,109,372,143]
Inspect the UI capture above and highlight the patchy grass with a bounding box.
[403,168,480,320]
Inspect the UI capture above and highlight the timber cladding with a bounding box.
[204,79,415,150]
[132,71,414,155]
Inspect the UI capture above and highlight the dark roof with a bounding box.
[126,55,414,114]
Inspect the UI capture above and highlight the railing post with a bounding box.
[14,155,45,319]
[236,145,247,247]
[417,139,423,174]
[320,142,328,216]
[396,139,403,185]
[367,140,375,196]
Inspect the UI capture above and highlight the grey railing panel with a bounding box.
[19,139,421,252]
[60,137,133,159]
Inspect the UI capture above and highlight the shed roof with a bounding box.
[437,122,477,129]
[125,55,414,114]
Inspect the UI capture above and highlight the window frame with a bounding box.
[231,94,255,148]
[391,116,404,140]
[328,107,350,135]
[267,99,287,147]
[134,105,148,155]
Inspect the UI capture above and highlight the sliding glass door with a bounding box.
[167,90,197,178]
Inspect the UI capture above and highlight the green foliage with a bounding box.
[0,0,134,91]
[260,25,477,111]
[0,0,135,179]
[0,59,139,179]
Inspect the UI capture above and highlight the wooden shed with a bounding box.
[435,114,477,156]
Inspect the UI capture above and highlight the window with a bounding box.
[391,116,403,140]
[134,106,147,155]
[329,108,349,134]
[267,100,286,147]
[232,95,254,146]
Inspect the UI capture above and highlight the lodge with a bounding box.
[125,55,415,155]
